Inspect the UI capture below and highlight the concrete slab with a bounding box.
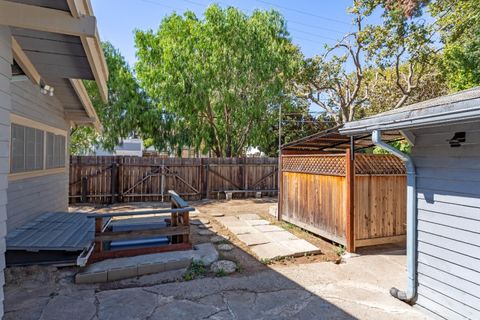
[264,231,299,242]
[236,213,261,220]
[250,242,289,260]
[228,226,259,235]
[216,216,248,228]
[255,224,284,233]
[278,239,320,255]
[244,219,270,226]
[237,233,270,246]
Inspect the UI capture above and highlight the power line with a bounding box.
[289,27,338,42]
[255,0,351,26]
[139,0,341,46]
[287,19,347,35]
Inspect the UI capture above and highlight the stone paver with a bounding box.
[237,233,270,246]
[198,229,214,236]
[210,212,225,217]
[217,244,234,251]
[5,253,430,320]
[210,235,229,243]
[210,260,237,274]
[215,213,319,260]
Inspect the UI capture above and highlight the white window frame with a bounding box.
[9,114,68,181]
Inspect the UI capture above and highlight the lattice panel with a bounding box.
[355,154,406,175]
[282,155,346,176]
[282,154,406,176]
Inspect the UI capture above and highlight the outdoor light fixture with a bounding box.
[40,82,54,97]
[447,132,466,147]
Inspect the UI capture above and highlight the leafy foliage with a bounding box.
[134,5,299,157]
[431,0,480,91]
[70,126,98,155]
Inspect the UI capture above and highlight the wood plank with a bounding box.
[345,147,355,252]
[95,225,189,242]
[355,235,406,247]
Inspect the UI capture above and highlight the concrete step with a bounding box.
[75,243,218,284]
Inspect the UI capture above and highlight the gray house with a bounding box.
[341,87,480,319]
[0,0,107,316]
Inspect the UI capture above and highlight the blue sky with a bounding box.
[91,0,363,66]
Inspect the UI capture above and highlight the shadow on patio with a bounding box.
[3,199,427,320]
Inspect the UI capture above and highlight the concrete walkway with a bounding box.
[216,213,320,260]
[5,251,429,320]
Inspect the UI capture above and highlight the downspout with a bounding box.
[372,130,417,304]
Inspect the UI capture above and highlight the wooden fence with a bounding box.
[279,153,407,251]
[69,156,278,204]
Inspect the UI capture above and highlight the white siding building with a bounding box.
[341,87,480,319]
[0,1,108,316]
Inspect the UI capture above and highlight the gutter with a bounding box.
[372,130,417,304]
[341,104,480,135]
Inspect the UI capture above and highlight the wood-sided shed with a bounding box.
[279,127,407,252]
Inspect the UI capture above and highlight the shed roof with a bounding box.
[340,87,480,135]
[281,126,402,153]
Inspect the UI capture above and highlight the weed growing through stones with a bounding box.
[183,261,207,281]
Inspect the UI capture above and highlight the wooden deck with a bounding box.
[6,212,95,266]
[7,212,94,251]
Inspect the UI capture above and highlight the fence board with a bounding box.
[70,156,277,204]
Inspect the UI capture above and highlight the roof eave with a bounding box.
[67,0,109,103]
[341,106,480,135]
[69,79,102,132]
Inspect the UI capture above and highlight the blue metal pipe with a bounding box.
[372,130,417,304]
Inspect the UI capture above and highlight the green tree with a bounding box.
[361,62,448,117]
[70,126,98,155]
[134,5,299,157]
[431,0,480,91]
[70,42,163,155]
[372,0,480,91]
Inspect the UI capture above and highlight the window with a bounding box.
[46,132,66,169]
[11,124,44,173]
[10,122,66,174]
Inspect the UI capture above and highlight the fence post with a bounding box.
[204,162,210,199]
[345,145,355,253]
[110,162,118,204]
[161,159,165,202]
[81,176,88,203]
[277,154,282,221]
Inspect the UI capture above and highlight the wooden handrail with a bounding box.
[168,190,189,208]
[86,206,194,218]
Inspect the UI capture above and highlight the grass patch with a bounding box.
[334,244,346,257]
[215,270,227,277]
[183,261,207,281]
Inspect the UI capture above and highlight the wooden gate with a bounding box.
[69,156,278,204]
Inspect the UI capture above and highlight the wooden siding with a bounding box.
[281,171,407,247]
[0,26,12,317]
[281,172,346,244]
[354,175,407,241]
[69,156,278,203]
[7,173,68,231]
[412,122,480,320]
[6,68,69,232]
